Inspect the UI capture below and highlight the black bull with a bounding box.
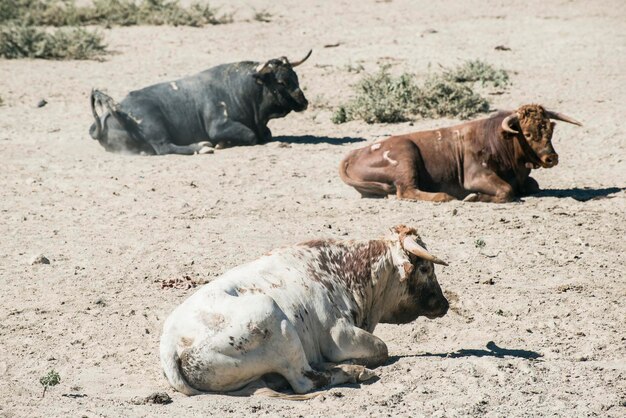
[89,51,312,155]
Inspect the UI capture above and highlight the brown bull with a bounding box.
[339,104,582,203]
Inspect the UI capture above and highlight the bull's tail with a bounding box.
[159,335,203,396]
[89,88,104,140]
[339,152,394,197]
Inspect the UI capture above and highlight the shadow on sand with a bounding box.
[387,341,543,365]
[272,135,366,145]
[529,187,624,202]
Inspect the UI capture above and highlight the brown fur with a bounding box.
[302,239,389,293]
[339,104,575,203]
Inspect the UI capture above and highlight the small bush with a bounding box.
[253,9,272,23]
[413,77,489,119]
[39,369,61,398]
[0,0,232,27]
[0,25,106,59]
[444,59,509,88]
[332,66,421,124]
[333,60,509,124]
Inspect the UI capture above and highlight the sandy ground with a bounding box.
[1,0,625,416]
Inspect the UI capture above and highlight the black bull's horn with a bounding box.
[289,49,312,67]
[256,50,312,74]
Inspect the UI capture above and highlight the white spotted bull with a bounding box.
[160,225,449,398]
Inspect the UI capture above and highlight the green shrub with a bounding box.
[0,25,106,59]
[39,369,61,398]
[0,0,232,27]
[332,66,421,124]
[413,77,489,119]
[332,60,509,124]
[443,59,510,88]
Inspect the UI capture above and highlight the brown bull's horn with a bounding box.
[501,113,519,134]
[402,237,448,266]
[546,110,583,126]
[290,49,312,67]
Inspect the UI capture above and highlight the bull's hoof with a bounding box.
[197,146,214,155]
[357,367,376,382]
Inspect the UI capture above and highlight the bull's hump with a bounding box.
[301,240,389,288]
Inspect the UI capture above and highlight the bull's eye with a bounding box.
[419,265,429,274]
[277,80,287,86]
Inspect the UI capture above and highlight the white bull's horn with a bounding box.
[255,60,273,74]
[546,110,583,126]
[290,49,312,67]
[402,237,448,266]
[501,113,519,134]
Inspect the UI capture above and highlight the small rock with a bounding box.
[30,254,50,265]
[62,393,87,398]
[495,45,511,51]
[330,390,344,398]
[144,392,172,405]
[37,99,48,108]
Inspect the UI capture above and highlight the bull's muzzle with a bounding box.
[292,89,308,111]
[541,153,559,168]
[297,99,308,111]
[426,298,449,319]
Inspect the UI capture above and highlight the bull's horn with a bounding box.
[255,60,273,74]
[501,113,519,134]
[290,49,312,67]
[402,237,448,266]
[546,110,583,126]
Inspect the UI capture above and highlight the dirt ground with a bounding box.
[1,0,625,416]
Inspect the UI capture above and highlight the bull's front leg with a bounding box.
[462,169,515,203]
[520,176,540,196]
[258,125,272,144]
[323,319,389,368]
